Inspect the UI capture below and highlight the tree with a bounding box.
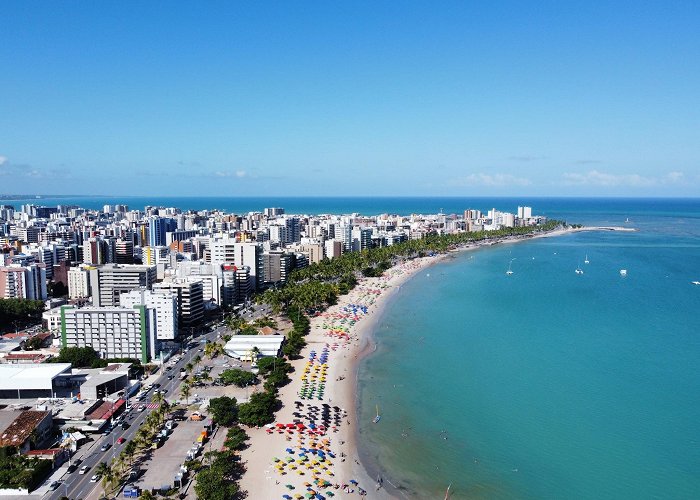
[194,467,239,500]
[237,391,278,427]
[223,425,248,451]
[180,383,191,405]
[219,368,256,388]
[52,346,106,368]
[185,362,194,374]
[208,396,238,426]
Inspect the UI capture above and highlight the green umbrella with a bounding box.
[325,492,335,497]
[286,484,295,490]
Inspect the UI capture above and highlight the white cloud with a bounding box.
[561,170,685,187]
[213,170,248,178]
[0,156,7,166]
[449,173,532,187]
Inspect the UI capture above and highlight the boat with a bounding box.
[692,281,700,285]
[620,269,627,276]
[444,483,452,500]
[373,405,381,424]
[575,264,584,275]
[625,217,631,223]
[506,258,515,275]
[584,254,589,264]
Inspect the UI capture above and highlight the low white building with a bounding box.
[224,335,285,360]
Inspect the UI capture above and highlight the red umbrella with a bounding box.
[276,423,286,429]
[287,423,296,429]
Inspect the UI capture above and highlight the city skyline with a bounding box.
[1,2,699,197]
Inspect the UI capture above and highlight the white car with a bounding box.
[79,465,89,475]
[90,474,100,483]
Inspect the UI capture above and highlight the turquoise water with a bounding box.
[358,206,700,499]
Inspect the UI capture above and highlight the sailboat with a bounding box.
[584,254,589,264]
[575,263,584,275]
[506,258,515,275]
[373,405,381,423]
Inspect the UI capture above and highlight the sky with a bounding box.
[1,1,699,197]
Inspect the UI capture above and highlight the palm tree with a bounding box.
[193,354,202,365]
[185,362,194,374]
[95,462,113,494]
[180,382,191,405]
[123,440,137,468]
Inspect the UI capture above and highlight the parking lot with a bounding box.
[136,410,211,492]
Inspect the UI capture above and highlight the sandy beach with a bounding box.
[238,253,445,500]
[238,225,626,499]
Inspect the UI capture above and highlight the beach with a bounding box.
[238,252,447,499]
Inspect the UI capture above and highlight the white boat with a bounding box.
[620,269,627,276]
[575,267,584,275]
[373,404,381,424]
[506,258,515,275]
[692,281,700,285]
[584,254,589,264]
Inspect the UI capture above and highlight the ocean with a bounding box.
[4,194,699,498]
[357,199,700,499]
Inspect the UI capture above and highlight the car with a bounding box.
[117,437,126,444]
[167,375,174,380]
[121,422,130,429]
[49,481,61,490]
[139,405,146,412]
[79,465,89,475]
[67,463,78,473]
[100,443,111,452]
[90,474,100,483]
[153,383,161,388]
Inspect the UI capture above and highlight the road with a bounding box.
[48,305,272,500]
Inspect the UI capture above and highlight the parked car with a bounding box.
[49,481,61,490]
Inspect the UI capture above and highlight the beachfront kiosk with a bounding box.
[223,335,285,361]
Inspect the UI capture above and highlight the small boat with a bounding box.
[692,281,700,285]
[620,269,627,276]
[584,254,589,264]
[575,266,584,275]
[625,217,631,223]
[444,483,452,500]
[506,258,515,275]
[373,405,381,424]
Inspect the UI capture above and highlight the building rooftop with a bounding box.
[0,410,49,447]
[0,364,72,390]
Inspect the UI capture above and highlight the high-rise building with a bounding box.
[148,217,177,247]
[115,239,134,264]
[121,289,178,340]
[60,305,155,363]
[0,264,47,300]
[67,266,92,299]
[152,280,203,327]
[90,264,157,307]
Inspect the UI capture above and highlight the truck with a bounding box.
[179,371,187,381]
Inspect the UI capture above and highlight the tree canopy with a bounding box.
[219,368,257,388]
[0,299,45,333]
[237,391,278,427]
[209,396,238,426]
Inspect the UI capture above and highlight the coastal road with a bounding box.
[48,326,224,500]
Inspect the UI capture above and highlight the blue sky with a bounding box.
[1,1,698,197]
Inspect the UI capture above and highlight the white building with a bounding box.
[224,335,285,360]
[120,289,178,340]
[60,305,155,363]
[152,280,204,326]
[89,264,157,307]
[68,266,92,299]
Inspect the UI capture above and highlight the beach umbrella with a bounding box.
[286,484,295,489]
[349,479,358,485]
[305,493,313,498]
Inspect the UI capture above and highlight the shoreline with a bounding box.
[237,224,623,499]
